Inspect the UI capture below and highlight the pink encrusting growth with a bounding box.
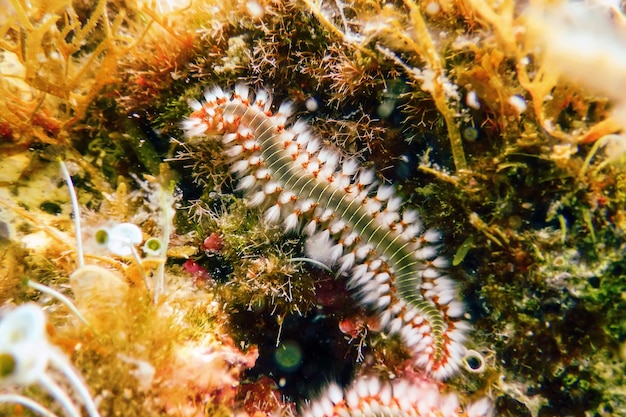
[181,84,469,379]
[301,375,493,417]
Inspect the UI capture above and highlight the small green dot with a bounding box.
[143,238,162,255]
[462,126,479,142]
[274,340,302,372]
[95,229,109,245]
[0,353,15,378]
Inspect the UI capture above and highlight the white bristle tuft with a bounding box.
[318,148,340,168]
[436,290,456,305]
[284,212,300,231]
[299,199,316,213]
[329,220,346,235]
[296,152,310,166]
[466,397,494,417]
[388,317,403,334]
[181,119,208,138]
[379,384,392,406]
[368,259,382,271]
[255,168,270,179]
[376,295,391,309]
[358,169,375,186]
[446,301,465,317]
[248,155,261,166]
[376,185,394,201]
[254,88,272,111]
[404,329,424,348]
[286,142,298,156]
[356,378,369,398]
[375,272,390,284]
[310,402,325,417]
[306,138,321,153]
[364,198,382,214]
[230,159,249,174]
[278,190,296,205]
[307,159,320,173]
[234,83,250,101]
[203,86,223,103]
[237,175,256,190]
[248,191,266,207]
[367,377,381,397]
[338,252,356,272]
[226,145,244,158]
[386,196,402,212]
[320,208,334,222]
[351,264,368,280]
[355,244,371,260]
[238,125,253,138]
[274,102,295,125]
[264,182,280,195]
[342,232,358,247]
[432,256,450,269]
[424,229,442,243]
[264,204,282,224]
[326,383,344,405]
[416,245,438,260]
[402,209,419,224]
[296,130,313,146]
[402,224,422,240]
[378,211,399,227]
[328,243,344,264]
[304,219,317,236]
[422,267,441,279]
[335,174,350,190]
[319,397,334,417]
[242,139,257,151]
[188,98,202,111]
[222,133,237,143]
[341,159,359,176]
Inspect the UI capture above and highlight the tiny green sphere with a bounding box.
[0,353,15,378]
[143,237,162,255]
[274,340,302,372]
[95,228,109,245]
[462,126,479,142]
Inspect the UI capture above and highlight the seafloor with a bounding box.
[1,1,626,416]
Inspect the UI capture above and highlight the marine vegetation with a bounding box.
[1,0,626,416]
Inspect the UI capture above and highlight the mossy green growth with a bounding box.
[199,198,316,319]
[580,257,626,342]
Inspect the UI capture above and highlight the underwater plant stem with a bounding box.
[0,394,59,417]
[37,373,82,417]
[301,0,377,59]
[48,349,102,417]
[129,245,151,292]
[153,179,174,304]
[402,0,467,171]
[302,0,347,41]
[59,160,85,269]
[7,0,33,30]
[27,281,91,328]
[578,134,613,179]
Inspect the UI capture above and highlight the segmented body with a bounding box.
[181,85,469,379]
[300,375,493,417]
